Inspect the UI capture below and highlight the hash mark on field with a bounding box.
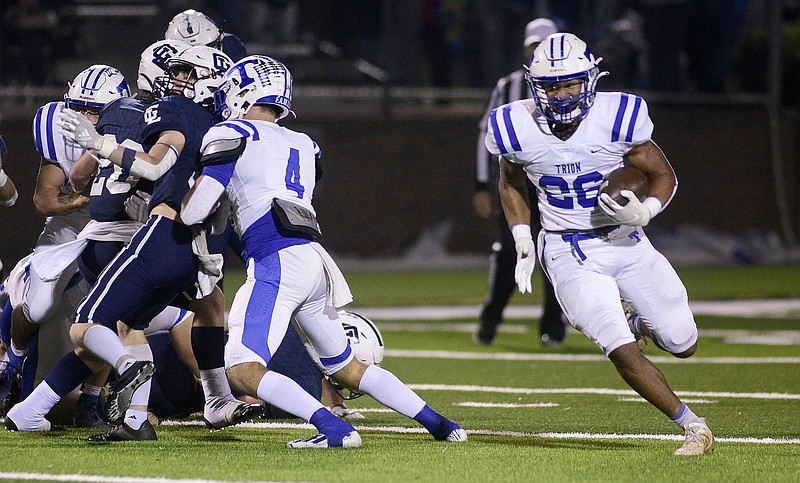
[618,397,718,404]
[456,402,560,408]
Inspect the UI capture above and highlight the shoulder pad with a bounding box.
[201,138,246,166]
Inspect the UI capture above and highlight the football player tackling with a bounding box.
[181,55,467,448]
[486,33,715,455]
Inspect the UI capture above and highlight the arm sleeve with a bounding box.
[181,176,226,226]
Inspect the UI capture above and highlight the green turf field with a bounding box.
[2,265,799,482]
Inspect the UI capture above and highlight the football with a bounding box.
[598,166,649,206]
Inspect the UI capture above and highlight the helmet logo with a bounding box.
[185,15,194,34]
[153,44,180,70]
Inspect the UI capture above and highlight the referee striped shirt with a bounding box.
[475,69,530,191]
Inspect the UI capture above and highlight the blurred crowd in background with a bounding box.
[0,0,799,99]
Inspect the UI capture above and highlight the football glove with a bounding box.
[124,190,151,224]
[597,190,651,226]
[514,236,536,294]
[57,109,117,156]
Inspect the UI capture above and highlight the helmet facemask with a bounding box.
[526,67,601,124]
[153,46,231,109]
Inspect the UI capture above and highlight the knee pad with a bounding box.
[647,306,697,355]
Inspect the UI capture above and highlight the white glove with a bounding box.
[597,190,651,226]
[514,237,536,294]
[56,109,116,155]
[329,404,365,420]
[124,190,152,224]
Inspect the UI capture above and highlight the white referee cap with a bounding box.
[524,18,557,47]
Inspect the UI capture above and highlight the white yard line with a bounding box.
[403,384,800,400]
[351,299,800,320]
[0,474,270,483]
[375,322,800,346]
[157,420,800,445]
[386,349,800,364]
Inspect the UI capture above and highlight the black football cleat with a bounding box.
[104,361,155,423]
[73,400,109,428]
[88,420,157,442]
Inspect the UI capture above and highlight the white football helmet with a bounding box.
[155,45,232,107]
[340,311,384,367]
[214,55,293,121]
[525,33,608,124]
[165,9,223,49]
[303,311,385,399]
[138,39,191,94]
[65,65,131,110]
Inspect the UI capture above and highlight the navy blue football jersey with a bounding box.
[91,97,154,222]
[141,95,214,211]
[0,135,7,167]
[222,33,248,62]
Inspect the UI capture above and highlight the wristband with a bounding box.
[0,169,7,188]
[642,197,663,219]
[511,224,532,242]
[0,189,17,207]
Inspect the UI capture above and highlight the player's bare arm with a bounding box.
[498,157,531,228]
[0,157,16,206]
[623,140,677,206]
[33,160,88,216]
[69,150,101,193]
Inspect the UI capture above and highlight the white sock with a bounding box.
[81,383,102,397]
[126,344,153,409]
[10,341,28,357]
[257,371,324,421]
[200,367,234,405]
[82,325,130,369]
[9,381,60,425]
[124,409,149,430]
[358,365,426,418]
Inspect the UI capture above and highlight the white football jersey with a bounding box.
[32,101,85,177]
[200,119,321,236]
[485,92,653,231]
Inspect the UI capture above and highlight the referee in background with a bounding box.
[472,18,566,347]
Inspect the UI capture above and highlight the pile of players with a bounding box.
[0,9,466,447]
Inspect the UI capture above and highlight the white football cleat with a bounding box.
[446,427,468,442]
[203,398,263,430]
[674,420,716,456]
[287,430,362,449]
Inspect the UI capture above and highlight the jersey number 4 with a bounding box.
[284,148,304,198]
